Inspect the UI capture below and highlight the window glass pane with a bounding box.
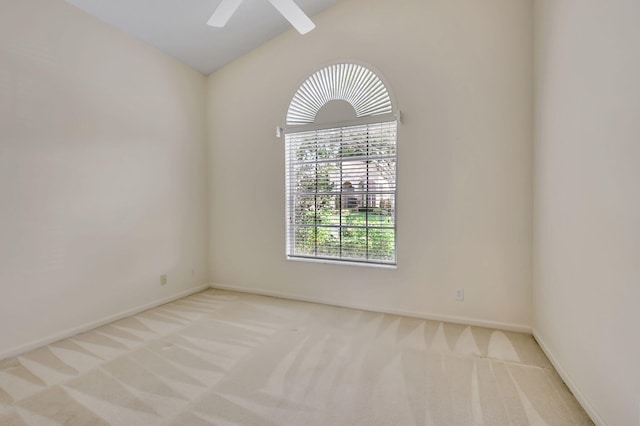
[316,195,340,226]
[316,227,340,258]
[368,229,396,262]
[293,226,315,256]
[293,163,317,193]
[367,195,395,227]
[341,227,368,259]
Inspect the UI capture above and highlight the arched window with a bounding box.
[283,63,398,265]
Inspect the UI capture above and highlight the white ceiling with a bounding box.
[65,0,343,75]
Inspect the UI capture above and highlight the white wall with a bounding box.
[207,0,534,330]
[0,0,209,358]
[533,1,640,424]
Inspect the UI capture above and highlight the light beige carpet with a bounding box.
[0,289,592,425]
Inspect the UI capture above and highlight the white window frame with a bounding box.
[282,63,399,267]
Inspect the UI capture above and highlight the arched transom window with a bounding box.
[284,63,398,265]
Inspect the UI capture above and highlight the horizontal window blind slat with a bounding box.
[292,190,397,196]
[288,156,396,166]
[293,224,396,230]
[288,254,396,266]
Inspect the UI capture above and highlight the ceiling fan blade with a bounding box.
[207,0,243,27]
[268,0,316,34]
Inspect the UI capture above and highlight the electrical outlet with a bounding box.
[160,274,167,286]
[455,288,464,301]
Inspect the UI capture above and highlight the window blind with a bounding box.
[287,63,393,125]
[286,121,397,265]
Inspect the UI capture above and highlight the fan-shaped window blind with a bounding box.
[286,63,393,125]
[284,64,397,266]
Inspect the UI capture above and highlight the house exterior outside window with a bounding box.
[284,63,398,266]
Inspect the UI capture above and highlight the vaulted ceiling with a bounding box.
[65,0,343,75]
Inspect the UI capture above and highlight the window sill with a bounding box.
[286,255,397,270]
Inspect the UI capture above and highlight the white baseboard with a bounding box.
[532,329,604,426]
[209,283,532,333]
[0,284,210,361]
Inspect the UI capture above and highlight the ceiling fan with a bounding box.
[207,0,316,34]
